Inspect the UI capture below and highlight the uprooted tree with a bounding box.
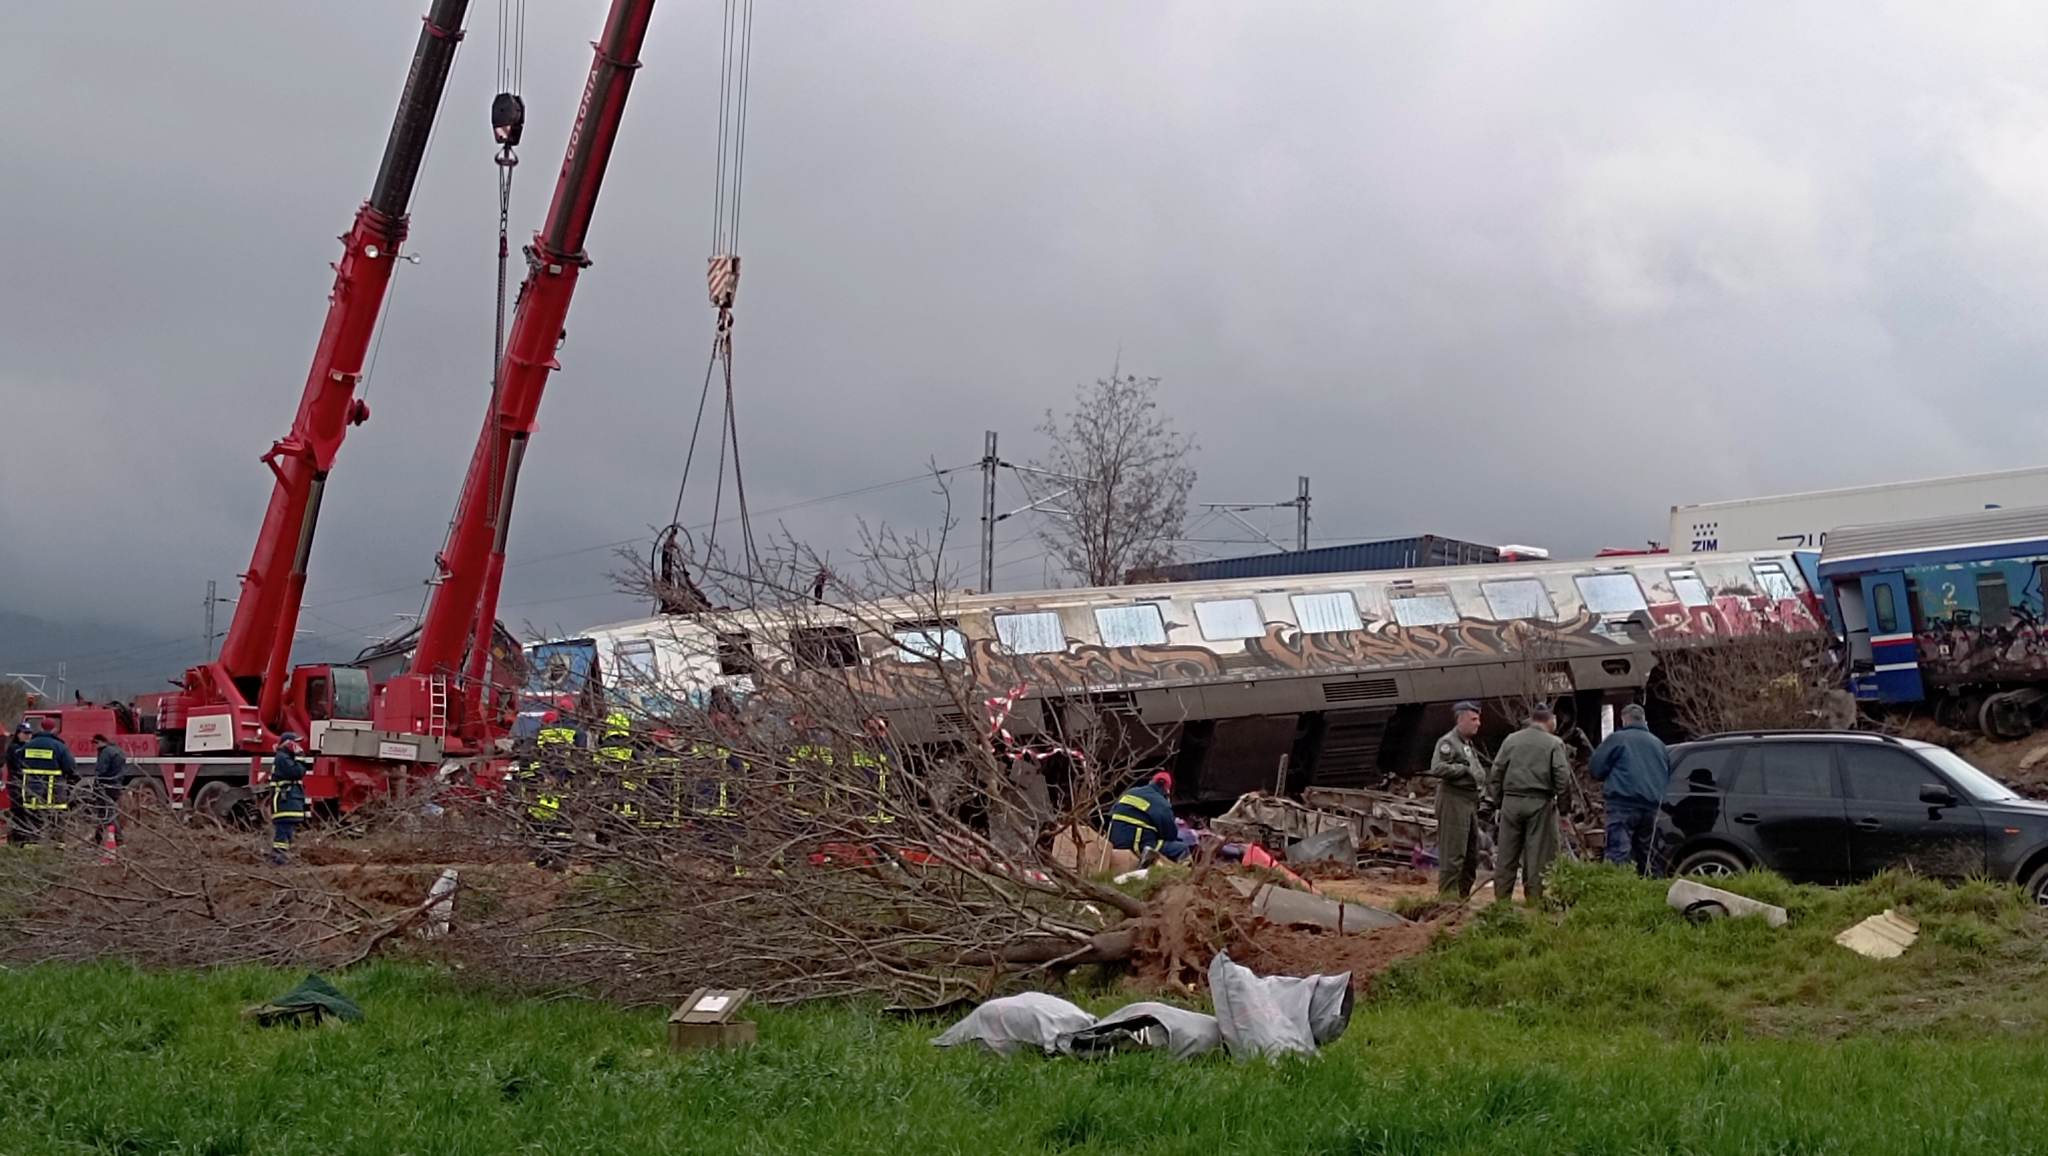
[0,495,1253,1005]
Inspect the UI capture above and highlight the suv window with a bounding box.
[1753,743,1835,798]
[1673,746,1741,792]
[1840,745,1944,804]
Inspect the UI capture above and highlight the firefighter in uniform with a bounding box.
[268,732,308,865]
[517,721,578,859]
[598,711,636,833]
[15,720,75,843]
[856,717,896,826]
[5,722,34,842]
[1107,771,1189,861]
[693,738,745,874]
[1428,701,1488,899]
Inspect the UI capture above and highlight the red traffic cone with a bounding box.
[97,822,119,864]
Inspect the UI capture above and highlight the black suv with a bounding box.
[1657,731,2048,904]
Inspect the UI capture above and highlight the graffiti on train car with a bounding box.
[624,567,1826,719]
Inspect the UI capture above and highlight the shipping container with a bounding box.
[1132,535,1499,584]
[1670,464,2048,555]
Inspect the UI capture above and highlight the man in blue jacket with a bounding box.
[1588,704,1672,874]
[1107,771,1189,862]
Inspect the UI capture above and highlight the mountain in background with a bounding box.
[0,610,364,702]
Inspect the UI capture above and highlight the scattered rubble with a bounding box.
[1837,909,1920,959]
[1667,879,1789,927]
[1238,878,1407,934]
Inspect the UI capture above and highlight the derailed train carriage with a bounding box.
[532,549,1822,806]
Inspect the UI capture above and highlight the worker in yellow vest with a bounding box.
[14,719,75,844]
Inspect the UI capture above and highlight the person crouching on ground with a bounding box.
[1588,703,1672,874]
[1107,771,1190,863]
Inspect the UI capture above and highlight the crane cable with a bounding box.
[660,0,759,605]
[409,0,528,646]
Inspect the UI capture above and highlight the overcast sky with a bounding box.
[8,1,2048,683]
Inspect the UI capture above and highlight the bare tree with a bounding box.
[1032,371,1197,586]
[1654,623,1850,737]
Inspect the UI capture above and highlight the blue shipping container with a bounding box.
[1134,535,1500,583]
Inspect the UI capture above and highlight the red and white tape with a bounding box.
[983,683,1087,766]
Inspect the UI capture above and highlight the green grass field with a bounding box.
[4,863,2047,1155]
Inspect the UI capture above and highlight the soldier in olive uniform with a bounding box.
[1427,701,1488,899]
[1486,703,1572,906]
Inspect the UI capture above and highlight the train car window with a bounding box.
[1752,564,1798,602]
[995,611,1067,654]
[1481,579,1555,621]
[892,626,967,663]
[1666,570,1712,608]
[1194,598,1265,641]
[1574,573,1648,616]
[1977,572,2012,628]
[614,639,659,682]
[716,632,757,676]
[1292,591,1364,634]
[1094,604,1168,647]
[790,626,861,669]
[1389,593,1458,628]
[1872,583,1899,634]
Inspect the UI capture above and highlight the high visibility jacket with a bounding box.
[597,712,634,763]
[536,725,578,750]
[1107,784,1176,855]
[686,743,741,818]
[270,749,308,821]
[18,734,74,812]
[851,749,894,825]
[630,756,684,828]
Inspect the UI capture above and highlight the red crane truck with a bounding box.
[27,0,474,819]
[374,0,662,762]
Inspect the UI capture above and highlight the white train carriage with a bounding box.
[539,549,1820,803]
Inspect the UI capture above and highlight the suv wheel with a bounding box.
[1675,847,1748,879]
[2025,863,2048,909]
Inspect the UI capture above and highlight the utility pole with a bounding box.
[1296,475,1311,552]
[1199,474,1313,554]
[980,430,998,593]
[203,580,236,660]
[975,429,1097,593]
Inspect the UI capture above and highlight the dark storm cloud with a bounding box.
[8,1,2048,658]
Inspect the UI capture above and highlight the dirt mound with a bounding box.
[1226,915,1452,987]
[1135,870,1460,992]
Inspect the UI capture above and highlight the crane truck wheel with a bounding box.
[119,775,168,819]
[190,781,257,828]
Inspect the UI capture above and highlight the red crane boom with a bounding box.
[383,0,659,748]
[175,0,471,748]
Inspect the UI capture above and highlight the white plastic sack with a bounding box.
[931,993,1096,1056]
[1207,951,1354,1059]
[1058,1002,1221,1060]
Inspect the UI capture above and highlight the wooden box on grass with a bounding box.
[668,988,756,1052]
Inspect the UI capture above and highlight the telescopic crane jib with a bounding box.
[380,0,662,750]
[169,0,471,753]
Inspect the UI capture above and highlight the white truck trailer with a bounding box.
[1670,465,2048,554]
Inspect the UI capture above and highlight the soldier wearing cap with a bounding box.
[1427,701,1488,899]
[1486,703,1572,906]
